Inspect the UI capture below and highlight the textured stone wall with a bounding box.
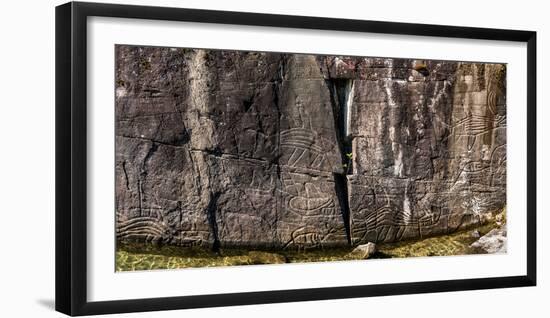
[115,45,506,249]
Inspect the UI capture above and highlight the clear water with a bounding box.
[116,222,498,272]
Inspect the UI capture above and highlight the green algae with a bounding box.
[375,222,496,258]
[116,209,506,271]
[116,226,495,271]
[115,243,357,271]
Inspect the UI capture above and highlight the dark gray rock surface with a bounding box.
[115,46,506,249]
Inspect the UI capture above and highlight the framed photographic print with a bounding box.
[55,1,536,316]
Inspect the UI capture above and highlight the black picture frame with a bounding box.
[55,1,537,316]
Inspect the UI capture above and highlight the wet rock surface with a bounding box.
[115,46,506,250]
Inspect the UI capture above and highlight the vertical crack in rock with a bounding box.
[206,191,221,252]
[137,179,143,216]
[329,79,354,158]
[141,142,159,176]
[327,78,355,245]
[384,79,404,178]
[137,142,159,216]
[273,56,285,241]
[333,173,351,244]
[343,81,355,138]
[122,161,130,190]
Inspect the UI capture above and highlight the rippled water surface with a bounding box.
[116,222,498,271]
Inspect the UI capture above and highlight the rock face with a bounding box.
[115,45,506,250]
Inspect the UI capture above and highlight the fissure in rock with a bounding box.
[327,78,354,245]
[206,192,221,252]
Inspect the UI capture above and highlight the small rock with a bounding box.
[470,230,481,238]
[348,242,377,259]
[470,228,507,254]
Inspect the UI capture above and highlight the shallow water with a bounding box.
[376,222,496,258]
[116,221,499,271]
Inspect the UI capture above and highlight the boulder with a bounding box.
[470,228,507,254]
[348,242,377,259]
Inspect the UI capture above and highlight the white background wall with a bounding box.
[0,0,546,317]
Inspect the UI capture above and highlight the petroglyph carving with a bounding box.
[280,128,337,171]
[116,46,506,248]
